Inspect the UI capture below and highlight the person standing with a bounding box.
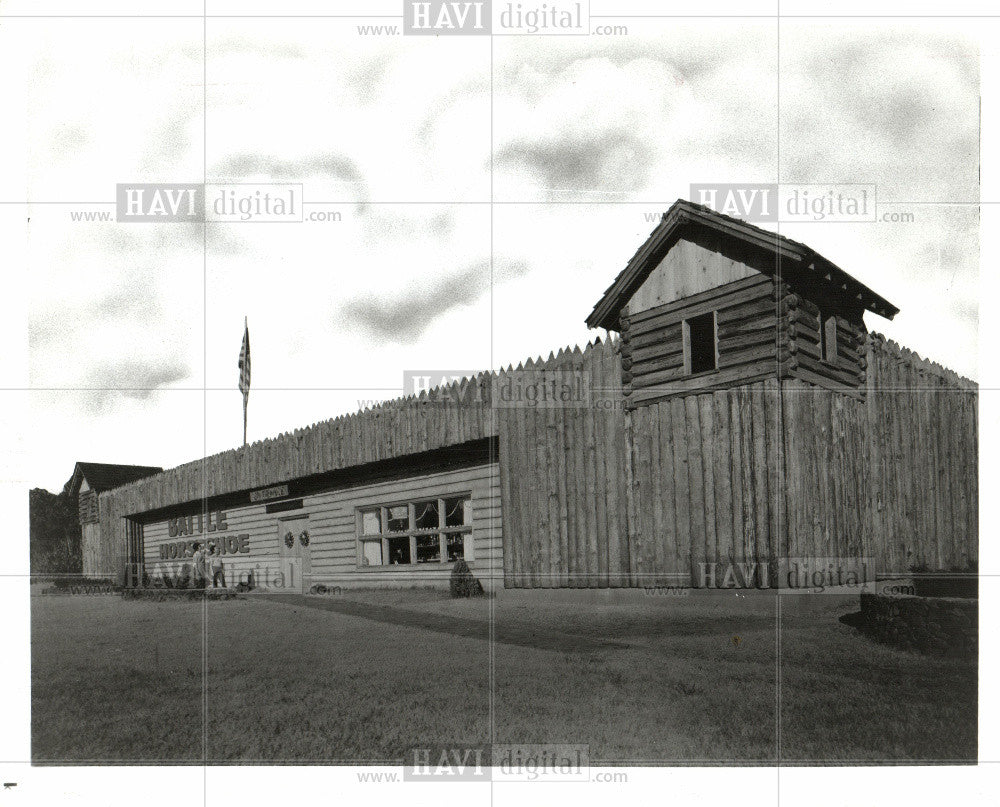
[191,542,207,589]
[211,550,226,589]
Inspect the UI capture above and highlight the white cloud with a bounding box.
[17,17,980,490]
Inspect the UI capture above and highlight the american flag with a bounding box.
[238,318,250,444]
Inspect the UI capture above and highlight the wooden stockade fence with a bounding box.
[833,334,975,576]
[99,333,976,587]
[497,333,977,588]
[98,368,498,577]
[97,338,618,581]
[495,338,629,587]
[627,380,780,588]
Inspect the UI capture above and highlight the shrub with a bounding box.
[47,576,115,589]
[309,584,329,595]
[121,587,239,601]
[203,588,237,601]
[42,577,118,595]
[120,588,165,601]
[951,558,978,574]
[449,559,484,598]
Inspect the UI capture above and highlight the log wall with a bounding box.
[628,379,781,587]
[496,338,629,587]
[621,275,790,407]
[784,291,868,396]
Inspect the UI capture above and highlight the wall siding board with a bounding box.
[542,386,559,588]
[713,390,735,573]
[733,388,750,574]
[591,351,609,587]
[698,395,718,585]
[583,383,602,587]
[683,396,706,584]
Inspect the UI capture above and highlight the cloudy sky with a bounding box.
[5,11,981,491]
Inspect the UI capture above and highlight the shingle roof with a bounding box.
[63,462,164,496]
[586,199,900,331]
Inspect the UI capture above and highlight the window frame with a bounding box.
[682,310,719,376]
[356,493,473,570]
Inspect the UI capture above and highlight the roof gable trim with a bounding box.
[586,200,899,330]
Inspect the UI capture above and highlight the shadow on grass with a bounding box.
[261,592,628,653]
[838,611,865,629]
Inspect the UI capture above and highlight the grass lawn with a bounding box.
[31,588,976,764]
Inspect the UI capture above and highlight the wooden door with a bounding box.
[277,518,310,593]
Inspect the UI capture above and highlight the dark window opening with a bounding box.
[446,533,466,562]
[416,534,441,563]
[414,500,438,529]
[818,310,838,364]
[444,496,471,527]
[685,312,717,374]
[386,505,408,532]
[387,536,411,565]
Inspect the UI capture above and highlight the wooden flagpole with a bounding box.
[241,315,249,447]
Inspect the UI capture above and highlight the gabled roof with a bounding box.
[63,462,164,497]
[586,199,899,331]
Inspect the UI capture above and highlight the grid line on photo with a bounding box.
[202,5,209,786]
[1,12,1000,19]
[4,200,993,204]
[8,385,989,391]
[16,757,983,764]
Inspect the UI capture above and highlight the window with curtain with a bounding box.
[357,494,472,567]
